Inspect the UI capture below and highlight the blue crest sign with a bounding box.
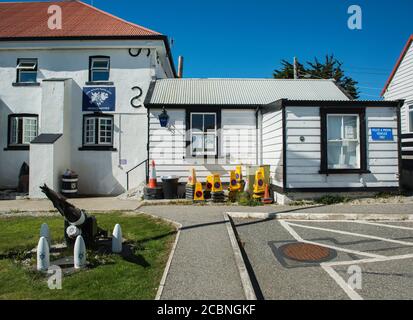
[83,87,116,111]
[371,128,394,141]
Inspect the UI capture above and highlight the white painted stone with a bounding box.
[112,224,123,253]
[37,236,50,272]
[39,223,51,247]
[74,235,86,269]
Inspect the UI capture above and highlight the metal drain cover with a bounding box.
[280,242,333,263]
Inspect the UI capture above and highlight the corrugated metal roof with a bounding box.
[147,78,351,106]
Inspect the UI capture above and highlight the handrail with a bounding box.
[126,159,148,191]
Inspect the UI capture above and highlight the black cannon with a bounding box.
[40,184,107,248]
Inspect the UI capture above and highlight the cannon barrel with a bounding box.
[40,184,107,248]
[40,184,84,224]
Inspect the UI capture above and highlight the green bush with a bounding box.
[237,192,263,207]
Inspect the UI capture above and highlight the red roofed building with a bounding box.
[382,35,413,190]
[0,1,176,197]
[0,0,160,38]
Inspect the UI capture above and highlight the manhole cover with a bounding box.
[280,242,333,263]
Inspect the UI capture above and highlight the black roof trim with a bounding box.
[31,134,62,144]
[279,99,404,107]
[144,81,157,107]
[146,104,261,109]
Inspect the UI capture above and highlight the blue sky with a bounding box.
[3,0,413,99]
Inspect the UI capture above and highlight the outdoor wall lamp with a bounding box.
[158,107,170,127]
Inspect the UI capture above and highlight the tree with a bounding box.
[273,54,359,99]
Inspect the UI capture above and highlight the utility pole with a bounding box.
[293,57,298,79]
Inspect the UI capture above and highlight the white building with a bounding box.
[0,1,404,202]
[0,1,175,197]
[146,79,402,203]
[382,35,413,189]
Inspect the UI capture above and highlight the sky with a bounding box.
[3,0,413,99]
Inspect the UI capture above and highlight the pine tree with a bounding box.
[273,55,359,99]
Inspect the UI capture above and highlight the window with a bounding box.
[83,114,113,147]
[16,59,38,83]
[409,105,413,132]
[320,107,368,174]
[327,114,360,169]
[8,114,38,147]
[190,113,217,156]
[89,57,110,82]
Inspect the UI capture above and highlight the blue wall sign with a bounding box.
[82,87,116,111]
[371,128,394,141]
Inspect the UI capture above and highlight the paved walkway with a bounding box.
[0,197,139,213]
[140,206,247,300]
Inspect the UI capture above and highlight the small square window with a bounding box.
[90,57,110,82]
[16,59,38,83]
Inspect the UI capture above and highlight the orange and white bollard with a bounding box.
[148,160,157,188]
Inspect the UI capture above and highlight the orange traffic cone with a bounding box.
[262,184,273,204]
[148,160,157,188]
[187,167,197,186]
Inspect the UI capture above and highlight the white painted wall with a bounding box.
[29,80,72,198]
[148,108,258,182]
[261,109,283,187]
[29,144,54,197]
[0,39,171,194]
[285,106,399,189]
[383,41,413,134]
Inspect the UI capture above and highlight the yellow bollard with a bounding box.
[235,165,242,183]
[211,174,223,192]
[253,167,266,198]
[229,170,241,192]
[194,182,204,201]
[205,175,214,192]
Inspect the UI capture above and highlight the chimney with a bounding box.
[178,56,184,78]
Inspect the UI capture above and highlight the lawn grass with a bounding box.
[0,212,176,300]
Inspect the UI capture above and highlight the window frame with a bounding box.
[320,107,369,174]
[16,58,38,84]
[89,56,110,83]
[408,104,413,133]
[190,112,217,157]
[6,113,38,150]
[326,113,361,170]
[185,108,221,159]
[80,113,115,151]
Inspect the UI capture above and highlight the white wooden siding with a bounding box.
[285,106,399,189]
[261,109,283,187]
[149,108,257,182]
[383,41,413,134]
